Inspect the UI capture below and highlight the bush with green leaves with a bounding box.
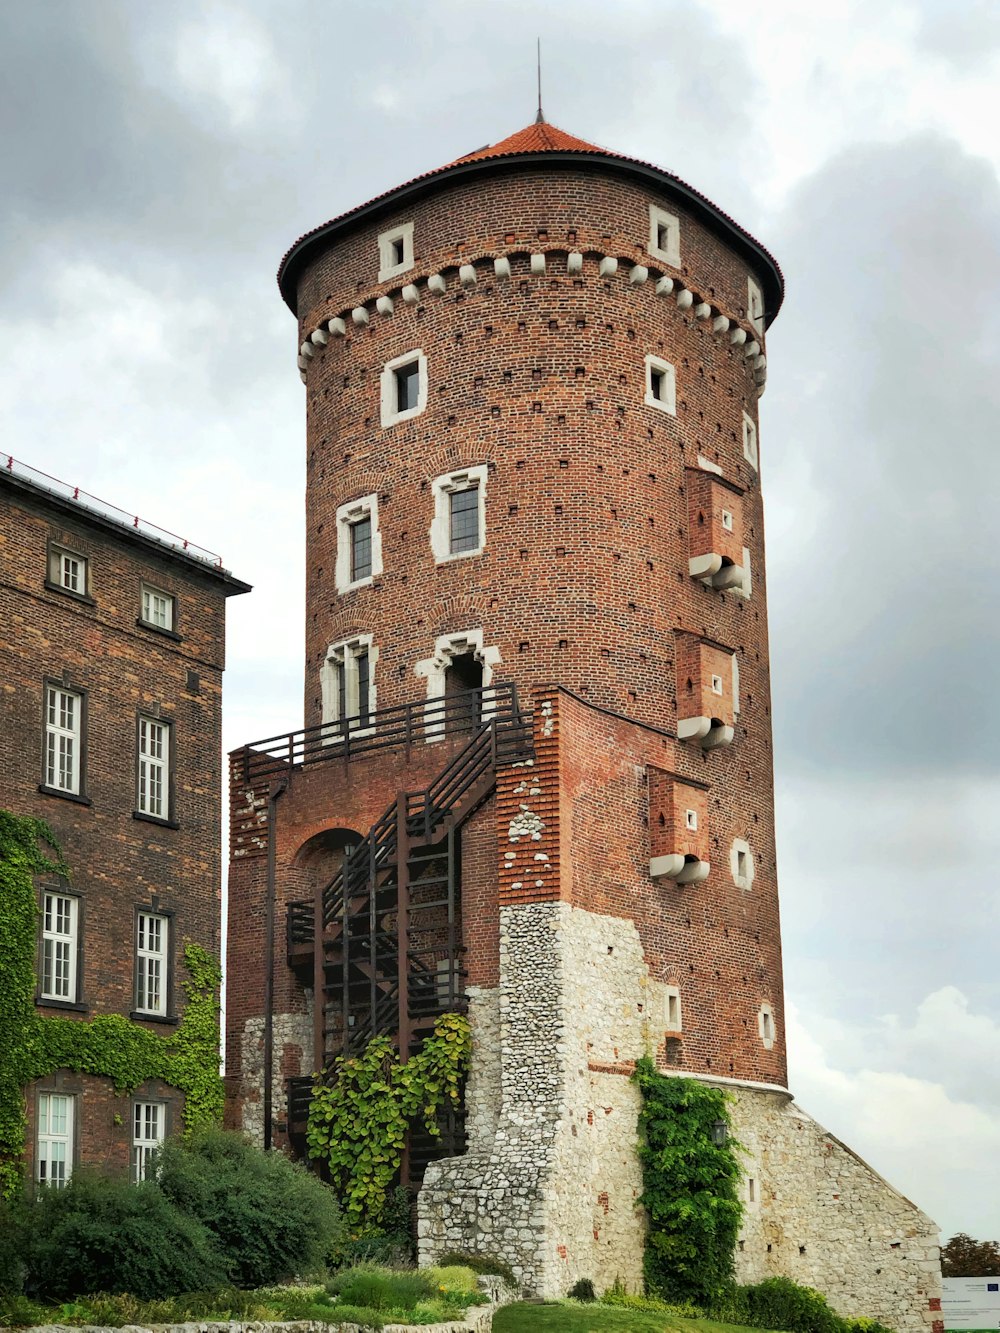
[19,1169,227,1301]
[744,1276,849,1333]
[435,1249,517,1285]
[155,1127,344,1287]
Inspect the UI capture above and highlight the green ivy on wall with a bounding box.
[306,1011,471,1229]
[0,810,224,1198]
[633,1056,744,1307]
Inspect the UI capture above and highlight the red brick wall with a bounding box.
[0,476,240,1175]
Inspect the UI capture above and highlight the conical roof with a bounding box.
[277,119,783,322]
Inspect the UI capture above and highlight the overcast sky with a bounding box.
[3,0,998,1242]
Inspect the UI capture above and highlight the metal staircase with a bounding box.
[284,689,532,1177]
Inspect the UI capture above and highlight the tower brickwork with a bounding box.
[226,122,941,1332]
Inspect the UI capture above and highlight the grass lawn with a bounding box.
[494,1306,780,1333]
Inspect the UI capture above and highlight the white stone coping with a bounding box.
[295,251,765,398]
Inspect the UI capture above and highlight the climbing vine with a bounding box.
[0,810,224,1198]
[633,1057,744,1307]
[306,1011,471,1229]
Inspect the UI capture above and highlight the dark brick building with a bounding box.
[1,455,248,1184]
[225,119,941,1327]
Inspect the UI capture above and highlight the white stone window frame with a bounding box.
[41,890,79,1002]
[335,494,383,593]
[131,1100,165,1182]
[377,221,414,283]
[730,837,755,891]
[380,348,428,428]
[685,808,698,831]
[429,464,488,564]
[320,634,378,744]
[742,411,758,470]
[37,1091,74,1188]
[748,276,765,336]
[648,203,681,268]
[758,1001,776,1050]
[414,627,502,742]
[140,583,175,631]
[644,355,677,416]
[664,984,683,1033]
[135,910,169,1016]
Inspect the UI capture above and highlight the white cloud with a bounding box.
[171,5,298,132]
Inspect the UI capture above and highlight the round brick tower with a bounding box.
[229,119,941,1324]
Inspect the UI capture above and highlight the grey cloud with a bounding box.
[764,134,1000,779]
[913,0,1000,71]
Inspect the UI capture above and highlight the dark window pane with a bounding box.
[391,237,405,265]
[356,652,370,726]
[450,485,480,553]
[350,517,372,581]
[336,662,346,727]
[395,362,420,412]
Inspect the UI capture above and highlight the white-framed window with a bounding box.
[665,985,682,1033]
[137,716,170,819]
[430,465,487,563]
[648,203,681,267]
[377,221,414,283]
[721,507,734,532]
[141,584,175,631]
[380,349,427,427]
[41,891,78,1002]
[131,1101,164,1181]
[710,674,724,695]
[748,276,765,335]
[320,635,377,741]
[731,838,755,891]
[742,411,758,470]
[37,1093,74,1187]
[758,1002,776,1050]
[44,685,82,794]
[335,494,383,593]
[49,545,88,596]
[685,808,698,831]
[135,912,168,1016]
[644,355,677,415]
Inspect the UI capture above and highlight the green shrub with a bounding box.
[0,1198,25,1297]
[846,1321,896,1333]
[744,1276,845,1333]
[601,1278,703,1317]
[326,1304,384,1329]
[0,1295,50,1329]
[569,1278,596,1301]
[330,1232,414,1270]
[327,1265,434,1311]
[435,1249,517,1285]
[708,1283,751,1325]
[20,1170,227,1300]
[156,1127,344,1286]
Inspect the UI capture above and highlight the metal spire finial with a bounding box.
[536,38,544,123]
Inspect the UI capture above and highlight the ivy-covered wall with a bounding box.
[0,810,224,1196]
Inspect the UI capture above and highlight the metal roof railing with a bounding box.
[3,454,225,569]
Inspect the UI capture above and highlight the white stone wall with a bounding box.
[419,900,940,1333]
[239,1008,313,1144]
[731,1090,941,1332]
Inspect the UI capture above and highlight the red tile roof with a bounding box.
[277,119,784,322]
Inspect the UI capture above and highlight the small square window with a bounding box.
[645,356,676,415]
[378,222,414,282]
[685,809,698,831]
[49,545,88,597]
[141,584,174,631]
[711,674,724,695]
[721,509,734,532]
[381,350,427,427]
[648,204,681,267]
[748,276,765,335]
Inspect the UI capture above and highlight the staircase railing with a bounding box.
[238,681,525,780]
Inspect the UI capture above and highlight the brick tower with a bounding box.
[227,119,940,1330]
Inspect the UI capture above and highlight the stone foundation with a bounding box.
[419,901,940,1332]
[238,1008,313,1144]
